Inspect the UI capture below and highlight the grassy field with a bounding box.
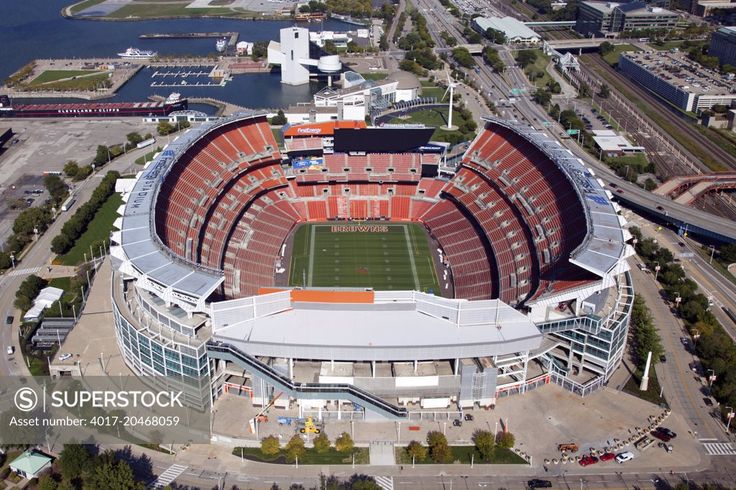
[108,3,238,18]
[29,70,97,85]
[420,80,445,100]
[69,0,107,14]
[25,72,111,91]
[650,40,706,51]
[390,106,475,143]
[516,50,552,89]
[289,223,440,293]
[395,445,526,464]
[623,365,668,407]
[360,72,389,81]
[58,193,122,265]
[233,447,369,465]
[602,44,640,66]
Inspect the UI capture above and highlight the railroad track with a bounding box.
[582,53,736,172]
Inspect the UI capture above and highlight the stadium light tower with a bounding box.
[442,71,458,131]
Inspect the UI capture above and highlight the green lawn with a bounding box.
[516,50,552,89]
[650,40,706,51]
[233,447,369,465]
[360,72,389,81]
[395,445,526,464]
[603,44,640,66]
[69,0,107,14]
[605,153,650,170]
[420,81,445,100]
[25,72,111,91]
[289,223,440,293]
[135,147,163,165]
[29,70,98,85]
[108,3,237,18]
[58,192,122,265]
[623,365,668,407]
[389,107,475,143]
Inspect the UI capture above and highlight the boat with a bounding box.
[329,13,368,26]
[0,93,187,118]
[118,47,158,59]
[216,38,227,53]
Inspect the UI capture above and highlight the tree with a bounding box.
[313,432,331,453]
[426,431,452,463]
[347,474,382,490]
[405,440,427,462]
[37,475,58,490]
[93,144,111,166]
[720,244,736,264]
[485,28,506,44]
[87,459,145,490]
[64,160,80,178]
[261,435,281,456]
[516,50,538,69]
[472,430,495,460]
[335,432,354,453]
[126,132,143,146]
[496,431,516,448]
[44,174,69,204]
[323,40,338,55]
[600,41,614,57]
[270,110,287,126]
[598,84,611,98]
[452,47,476,68]
[157,121,175,136]
[285,434,306,461]
[533,88,551,106]
[59,443,92,482]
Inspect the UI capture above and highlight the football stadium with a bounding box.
[110,113,634,419]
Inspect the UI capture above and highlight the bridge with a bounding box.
[654,172,736,205]
[525,20,576,30]
[545,38,633,50]
[457,43,484,54]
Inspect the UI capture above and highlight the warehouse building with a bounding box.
[619,50,736,112]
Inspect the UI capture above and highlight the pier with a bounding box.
[140,32,240,47]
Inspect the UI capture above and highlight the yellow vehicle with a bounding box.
[299,416,322,434]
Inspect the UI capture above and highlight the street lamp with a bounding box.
[654,263,661,281]
[707,369,717,386]
[726,406,734,433]
[709,245,716,264]
[10,252,15,269]
[692,329,700,342]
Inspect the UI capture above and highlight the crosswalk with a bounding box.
[374,476,394,490]
[703,442,736,456]
[148,464,188,489]
[5,266,41,278]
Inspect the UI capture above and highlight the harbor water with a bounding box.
[1,0,349,108]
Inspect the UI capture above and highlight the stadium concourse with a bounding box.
[110,113,634,420]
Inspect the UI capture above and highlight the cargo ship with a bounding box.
[0,93,187,118]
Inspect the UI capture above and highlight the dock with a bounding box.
[140,32,240,47]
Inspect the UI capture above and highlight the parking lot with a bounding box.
[0,118,155,246]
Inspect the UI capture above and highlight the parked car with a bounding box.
[464,413,474,421]
[651,430,672,442]
[58,353,73,361]
[528,479,553,488]
[452,419,462,427]
[599,452,616,462]
[579,455,599,466]
[6,346,14,356]
[616,189,624,194]
[615,451,635,463]
[660,354,667,362]
[657,427,676,438]
[5,315,13,325]
[703,397,714,407]
[658,442,674,453]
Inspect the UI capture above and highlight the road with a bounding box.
[0,139,150,377]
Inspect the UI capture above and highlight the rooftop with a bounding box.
[622,50,736,97]
[474,16,541,41]
[10,451,53,476]
[591,129,646,152]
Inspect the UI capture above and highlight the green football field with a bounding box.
[288,223,441,292]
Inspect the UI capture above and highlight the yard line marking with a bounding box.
[307,224,317,287]
[403,225,420,290]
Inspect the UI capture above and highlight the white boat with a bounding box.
[216,38,227,53]
[118,47,157,59]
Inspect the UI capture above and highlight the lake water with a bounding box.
[1,0,351,108]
